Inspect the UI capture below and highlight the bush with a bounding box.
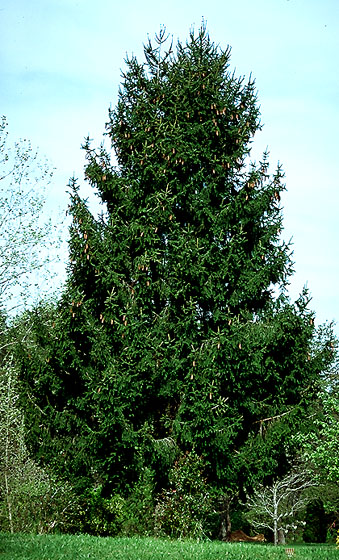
[0,363,82,534]
[123,467,155,535]
[0,460,82,533]
[154,450,213,539]
[83,485,126,536]
[83,468,155,537]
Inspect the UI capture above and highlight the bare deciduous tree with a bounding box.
[245,470,316,545]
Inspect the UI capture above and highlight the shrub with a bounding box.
[0,460,82,533]
[154,450,213,539]
[0,363,82,534]
[122,467,155,535]
[83,485,126,536]
[83,467,156,537]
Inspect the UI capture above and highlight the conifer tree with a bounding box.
[19,25,335,514]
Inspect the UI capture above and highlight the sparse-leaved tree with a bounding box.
[0,116,58,313]
[245,470,315,545]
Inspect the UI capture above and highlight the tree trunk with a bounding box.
[273,487,278,546]
[278,529,286,544]
[273,506,278,545]
[4,471,13,534]
[219,494,232,541]
[4,370,14,533]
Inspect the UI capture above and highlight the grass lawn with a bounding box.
[0,534,337,560]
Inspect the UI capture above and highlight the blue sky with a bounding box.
[1,0,338,333]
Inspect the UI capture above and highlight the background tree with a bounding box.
[297,367,339,487]
[0,354,80,534]
[18,26,336,536]
[245,469,315,545]
[0,116,59,314]
[294,390,339,532]
[303,499,328,543]
[0,119,76,533]
[290,327,339,538]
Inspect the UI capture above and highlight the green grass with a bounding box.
[0,534,337,560]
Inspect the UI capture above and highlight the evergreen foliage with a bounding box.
[17,25,336,534]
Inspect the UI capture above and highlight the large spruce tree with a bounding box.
[19,26,334,512]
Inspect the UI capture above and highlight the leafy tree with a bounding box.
[18,25,336,534]
[291,331,339,527]
[296,328,339,487]
[0,115,69,529]
[294,389,339,526]
[300,391,339,484]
